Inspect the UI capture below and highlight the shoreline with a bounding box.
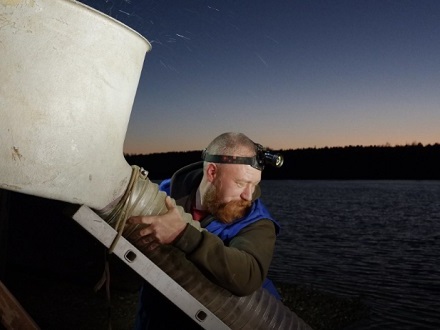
[276,282,369,330]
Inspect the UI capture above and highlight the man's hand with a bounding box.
[126,196,187,250]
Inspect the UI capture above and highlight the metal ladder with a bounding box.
[72,205,229,330]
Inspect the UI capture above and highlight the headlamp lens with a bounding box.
[254,143,284,170]
[264,152,284,168]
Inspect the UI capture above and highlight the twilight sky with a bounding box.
[82,0,440,154]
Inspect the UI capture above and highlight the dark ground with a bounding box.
[2,263,369,330]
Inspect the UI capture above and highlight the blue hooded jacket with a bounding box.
[159,178,281,299]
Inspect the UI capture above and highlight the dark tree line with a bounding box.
[125,144,440,180]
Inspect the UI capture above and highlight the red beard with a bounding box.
[203,186,251,223]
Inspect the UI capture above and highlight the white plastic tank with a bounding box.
[0,0,151,209]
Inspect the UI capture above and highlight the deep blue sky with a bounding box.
[82,0,440,154]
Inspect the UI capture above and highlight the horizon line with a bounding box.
[124,141,440,156]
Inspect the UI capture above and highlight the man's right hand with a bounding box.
[126,196,187,250]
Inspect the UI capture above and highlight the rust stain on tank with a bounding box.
[12,146,23,161]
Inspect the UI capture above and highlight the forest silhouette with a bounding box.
[125,143,440,180]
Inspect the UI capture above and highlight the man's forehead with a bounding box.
[225,163,261,180]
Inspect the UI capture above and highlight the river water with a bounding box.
[262,180,440,330]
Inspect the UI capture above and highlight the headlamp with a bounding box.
[201,143,284,171]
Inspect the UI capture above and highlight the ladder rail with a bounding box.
[72,205,230,330]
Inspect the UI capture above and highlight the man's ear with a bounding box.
[206,163,217,182]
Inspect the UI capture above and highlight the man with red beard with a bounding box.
[128,132,282,330]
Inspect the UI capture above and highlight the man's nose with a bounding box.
[241,186,253,201]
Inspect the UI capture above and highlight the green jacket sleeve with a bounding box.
[173,219,276,296]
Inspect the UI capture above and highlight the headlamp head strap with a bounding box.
[201,142,284,171]
[201,150,264,171]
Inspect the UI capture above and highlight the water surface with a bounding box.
[262,180,440,329]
